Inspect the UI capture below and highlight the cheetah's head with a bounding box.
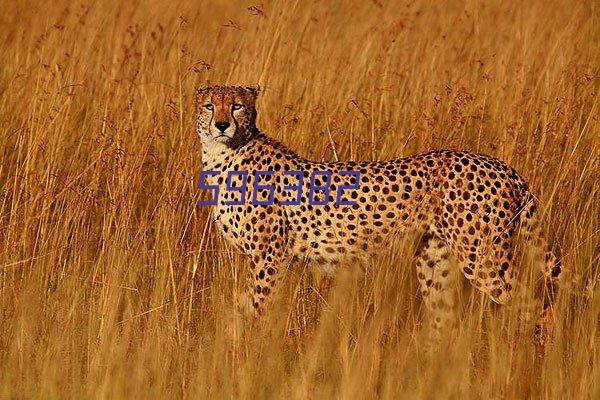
[196,85,260,150]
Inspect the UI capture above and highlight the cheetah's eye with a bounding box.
[232,103,244,111]
[203,104,214,110]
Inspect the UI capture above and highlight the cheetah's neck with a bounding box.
[201,130,259,170]
[201,141,231,171]
[201,132,302,172]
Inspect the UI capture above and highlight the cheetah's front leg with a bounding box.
[248,257,283,317]
[239,208,288,318]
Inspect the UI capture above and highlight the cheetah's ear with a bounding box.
[197,87,210,97]
[244,85,260,97]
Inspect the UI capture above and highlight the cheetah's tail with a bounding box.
[516,192,563,349]
[516,193,563,294]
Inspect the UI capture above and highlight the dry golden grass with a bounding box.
[0,0,599,398]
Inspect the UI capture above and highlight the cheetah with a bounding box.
[195,85,562,349]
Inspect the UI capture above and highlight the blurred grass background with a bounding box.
[0,0,598,398]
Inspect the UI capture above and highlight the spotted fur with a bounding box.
[196,85,562,348]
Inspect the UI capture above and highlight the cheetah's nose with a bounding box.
[215,121,230,132]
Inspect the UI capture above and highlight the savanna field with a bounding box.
[0,0,599,398]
